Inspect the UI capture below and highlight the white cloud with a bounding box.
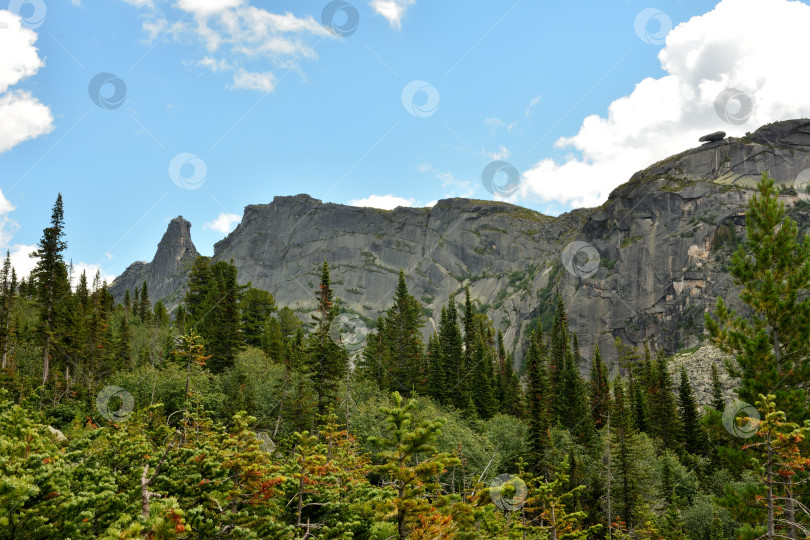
[0,10,53,153]
[521,0,810,209]
[123,1,329,92]
[484,117,515,135]
[369,0,415,29]
[525,95,541,117]
[0,188,36,279]
[230,70,275,92]
[349,194,414,209]
[487,145,511,161]
[8,243,37,279]
[203,212,241,234]
[70,262,117,289]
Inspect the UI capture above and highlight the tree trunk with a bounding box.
[786,479,797,540]
[767,439,775,539]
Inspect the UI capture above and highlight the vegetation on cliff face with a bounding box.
[1,173,810,538]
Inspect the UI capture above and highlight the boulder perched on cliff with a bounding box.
[699,131,726,143]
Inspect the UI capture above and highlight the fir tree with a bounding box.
[138,280,150,323]
[677,367,708,456]
[307,261,348,418]
[240,287,276,348]
[590,344,611,429]
[369,392,459,540]
[706,173,810,420]
[525,329,551,474]
[30,193,70,385]
[610,376,642,528]
[711,362,725,412]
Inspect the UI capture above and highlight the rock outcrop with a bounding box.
[110,216,199,305]
[109,119,810,372]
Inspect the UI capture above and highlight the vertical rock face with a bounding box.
[109,216,199,305]
[109,119,810,371]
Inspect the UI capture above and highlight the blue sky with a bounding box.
[2,0,810,282]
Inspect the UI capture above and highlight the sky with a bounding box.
[3,0,810,283]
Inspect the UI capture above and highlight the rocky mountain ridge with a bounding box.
[109,119,810,372]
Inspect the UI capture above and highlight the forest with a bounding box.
[1,173,810,539]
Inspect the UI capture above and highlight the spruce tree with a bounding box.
[590,344,611,428]
[206,260,245,372]
[706,173,810,420]
[307,261,348,418]
[558,335,595,446]
[437,298,464,409]
[677,367,708,456]
[138,280,150,323]
[0,251,16,369]
[525,329,551,474]
[548,296,569,408]
[360,270,426,396]
[647,351,680,451]
[153,301,169,326]
[710,363,725,412]
[610,376,642,528]
[369,391,459,540]
[240,287,276,348]
[30,193,70,385]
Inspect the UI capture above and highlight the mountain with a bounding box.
[110,216,199,306]
[109,119,810,371]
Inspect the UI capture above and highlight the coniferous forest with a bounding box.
[2,173,810,539]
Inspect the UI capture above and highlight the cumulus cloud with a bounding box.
[349,194,414,209]
[203,212,241,234]
[521,0,810,209]
[123,0,329,91]
[0,10,53,153]
[369,0,415,29]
